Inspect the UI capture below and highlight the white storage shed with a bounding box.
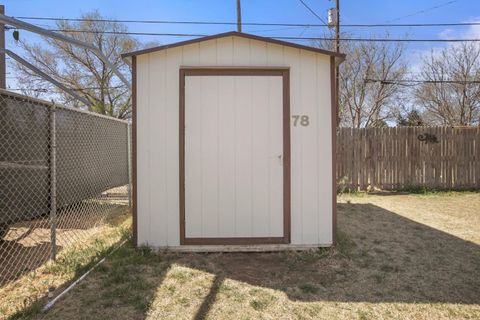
[122,32,345,251]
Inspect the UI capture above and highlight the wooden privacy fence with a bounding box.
[336,127,480,190]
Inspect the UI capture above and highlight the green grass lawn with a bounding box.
[24,193,480,320]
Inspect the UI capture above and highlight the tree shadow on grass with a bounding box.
[173,202,480,316]
[29,202,480,319]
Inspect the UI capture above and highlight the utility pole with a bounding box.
[335,0,340,53]
[237,0,242,32]
[0,5,5,89]
[335,0,340,125]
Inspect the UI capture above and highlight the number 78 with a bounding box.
[292,115,310,127]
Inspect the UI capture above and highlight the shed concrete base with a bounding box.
[149,244,333,253]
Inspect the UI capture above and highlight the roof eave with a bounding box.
[121,31,346,60]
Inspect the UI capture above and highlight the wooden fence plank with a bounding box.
[336,126,479,191]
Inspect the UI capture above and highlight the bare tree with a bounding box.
[14,11,139,119]
[396,109,424,126]
[316,33,408,127]
[415,42,480,126]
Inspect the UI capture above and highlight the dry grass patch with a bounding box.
[0,206,131,320]
[29,193,480,320]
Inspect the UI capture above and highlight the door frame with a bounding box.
[179,67,291,245]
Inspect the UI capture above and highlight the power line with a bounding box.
[12,16,480,28]
[16,16,319,26]
[8,88,49,92]
[297,0,327,25]
[325,22,480,28]
[387,0,459,23]
[46,29,206,37]
[7,85,126,91]
[38,29,480,42]
[247,26,306,33]
[365,78,480,85]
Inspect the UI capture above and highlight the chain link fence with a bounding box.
[0,89,131,300]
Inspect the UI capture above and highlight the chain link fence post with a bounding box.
[1,90,131,315]
[49,101,57,261]
[127,123,132,208]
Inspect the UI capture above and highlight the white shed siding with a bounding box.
[147,51,167,247]
[136,54,150,245]
[165,48,183,246]
[316,54,334,245]
[136,36,332,247]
